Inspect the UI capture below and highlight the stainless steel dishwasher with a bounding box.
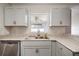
[0,40,20,56]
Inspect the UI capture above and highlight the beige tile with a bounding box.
[6,26,71,36]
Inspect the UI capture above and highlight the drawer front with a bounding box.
[22,48,39,56]
[21,40,51,46]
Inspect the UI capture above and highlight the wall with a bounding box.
[71,7,79,35]
[4,3,79,36]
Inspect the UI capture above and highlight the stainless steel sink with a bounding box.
[35,37,49,39]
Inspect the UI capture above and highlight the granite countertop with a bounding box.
[0,35,26,41]
[50,35,79,53]
[0,35,79,52]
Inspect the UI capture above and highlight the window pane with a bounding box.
[31,28,44,32]
[31,13,49,33]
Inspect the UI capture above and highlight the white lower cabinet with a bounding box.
[56,42,73,56]
[21,40,51,56]
[62,46,73,56]
[51,41,56,56]
[21,40,78,56]
[56,42,63,56]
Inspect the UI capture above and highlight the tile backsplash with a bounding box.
[6,26,71,36]
[6,27,27,36]
[48,26,71,36]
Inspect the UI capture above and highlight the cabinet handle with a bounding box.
[35,49,39,53]
[60,21,62,24]
[13,21,16,24]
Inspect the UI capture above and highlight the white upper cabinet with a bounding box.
[14,8,28,26]
[0,6,9,35]
[0,7,4,27]
[5,7,14,26]
[71,7,79,35]
[50,8,71,26]
[4,7,28,26]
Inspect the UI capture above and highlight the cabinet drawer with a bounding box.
[21,40,51,46]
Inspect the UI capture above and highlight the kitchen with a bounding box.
[0,3,79,56]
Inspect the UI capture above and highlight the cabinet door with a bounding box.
[5,8,14,26]
[14,8,27,26]
[0,7,3,27]
[51,41,56,56]
[39,48,51,56]
[21,41,51,56]
[62,46,73,56]
[51,8,70,26]
[56,42,73,56]
[21,48,39,56]
[56,43,62,56]
[21,47,51,56]
[5,7,28,26]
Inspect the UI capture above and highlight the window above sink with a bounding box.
[30,13,49,33]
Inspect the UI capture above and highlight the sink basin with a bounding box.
[35,37,48,39]
[25,36,49,40]
[25,35,49,40]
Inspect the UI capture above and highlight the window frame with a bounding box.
[30,13,49,33]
